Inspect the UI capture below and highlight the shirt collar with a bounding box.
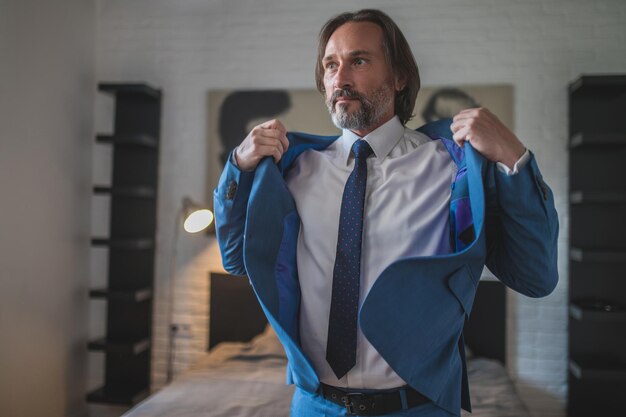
[340,115,405,165]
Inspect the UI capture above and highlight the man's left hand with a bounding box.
[451,107,526,169]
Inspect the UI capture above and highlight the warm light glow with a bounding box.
[183,209,214,233]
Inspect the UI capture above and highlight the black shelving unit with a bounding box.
[88,83,161,406]
[568,75,626,416]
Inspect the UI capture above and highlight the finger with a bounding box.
[250,129,283,154]
[254,135,286,154]
[480,107,493,116]
[273,119,287,133]
[450,120,467,133]
[278,132,289,152]
[253,144,285,160]
[451,118,474,134]
[459,107,481,114]
[256,126,288,144]
[271,146,283,163]
[452,129,464,147]
[455,107,485,121]
[259,128,289,151]
[452,126,471,147]
[452,112,476,123]
[260,119,287,134]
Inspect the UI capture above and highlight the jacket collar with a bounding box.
[282,117,461,171]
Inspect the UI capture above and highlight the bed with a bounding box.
[122,273,530,417]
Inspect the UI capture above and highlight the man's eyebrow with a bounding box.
[322,50,374,62]
[348,50,373,57]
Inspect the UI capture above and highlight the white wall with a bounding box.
[93,1,626,416]
[0,1,96,417]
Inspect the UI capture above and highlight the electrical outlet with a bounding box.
[173,323,193,339]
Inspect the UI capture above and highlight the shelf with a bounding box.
[93,186,156,199]
[570,191,626,204]
[569,75,626,95]
[568,75,626,415]
[570,247,626,263]
[98,82,161,99]
[91,238,154,250]
[569,303,626,322]
[96,133,158,148]
[89,288,153,302]
[88,337,151,355]
[569,132,626,148]
[89,80,159,406]
[569,356,626,381]
[86,386,150,406]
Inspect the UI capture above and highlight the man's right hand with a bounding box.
[234,119,289,171]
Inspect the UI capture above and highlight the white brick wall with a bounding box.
[93,1,626,416]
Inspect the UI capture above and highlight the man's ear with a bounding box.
[394,74,406,92]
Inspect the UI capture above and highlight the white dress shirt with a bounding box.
[231,115,528,389]
[284,116,528,389]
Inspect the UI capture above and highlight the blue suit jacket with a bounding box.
[213,119,559,416]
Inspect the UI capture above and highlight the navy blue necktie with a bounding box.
[326,139,373,379]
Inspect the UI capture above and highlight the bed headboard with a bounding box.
[208,272,506,364]
[208,273,267,350]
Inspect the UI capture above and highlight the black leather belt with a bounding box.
[319,383,430,416]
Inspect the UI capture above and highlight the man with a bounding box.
[214,9,558,417]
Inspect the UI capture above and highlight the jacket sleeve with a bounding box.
[484,152,559,297]
[213,150,255,276]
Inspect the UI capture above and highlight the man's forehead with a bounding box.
[323,22,384,57]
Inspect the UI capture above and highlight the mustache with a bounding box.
[330,89,366,106]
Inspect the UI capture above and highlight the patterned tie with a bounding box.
[326,139,373,379]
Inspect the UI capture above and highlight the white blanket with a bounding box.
[123,327,529,417]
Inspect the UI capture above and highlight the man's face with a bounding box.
[322,22,402,135]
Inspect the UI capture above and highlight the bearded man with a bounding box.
[214,9,558,417]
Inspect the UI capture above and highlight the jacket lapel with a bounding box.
[243,132,338,311]
[243,133,339,392]
[358,142,488,414]
[244,157,295,316]
[464,143,487,240]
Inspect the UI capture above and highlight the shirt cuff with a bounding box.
[496,148,530,176]
[231,146,240,168]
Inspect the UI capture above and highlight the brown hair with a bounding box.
[315,9,420,125]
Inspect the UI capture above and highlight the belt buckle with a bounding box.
[342,392,373,416]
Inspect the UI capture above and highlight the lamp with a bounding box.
[166,196,214,383]
[182,197,214,234]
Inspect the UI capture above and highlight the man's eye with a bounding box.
[354,58,366,66]
[325,62,337,70]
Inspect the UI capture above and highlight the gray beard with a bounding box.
[328,85,394,132]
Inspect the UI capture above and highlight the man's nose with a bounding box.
[333,63,353,89]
